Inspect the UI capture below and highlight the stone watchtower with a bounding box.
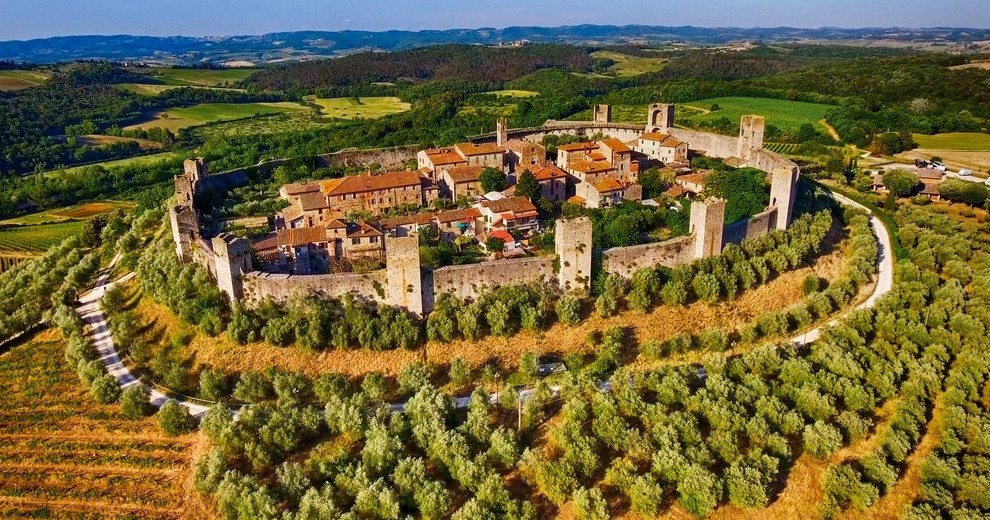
[737,116,766,162]
[496,117,508,147]
[593,104,612,124]
[555,217,593,293]
[691,198,726,259]
[770,168,799,230]
[211,233,253,300]
[647,103,675,134]
[386,234,424,317]
[168,206,198,263]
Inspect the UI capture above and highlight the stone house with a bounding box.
[634,132,688,164]
[320,171,428,215]
[676,172,710,195]
[379,213,437,238]
[417,142,507,178]
[453,142,506,170]
[437,165,486,200]
[578,178,642,209]
[435,208,482,241]
[503,138,547,174]
[417,148,467,179]
[523,163,568,202]
[475,196,540,234]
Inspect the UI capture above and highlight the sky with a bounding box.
[1,0,988,41]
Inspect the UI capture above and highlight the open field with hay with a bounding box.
[898,133,990,172]
[0,202,133,257]
[591,50,670,76]
[307,96,411,119]
[912,132,990,150]
[0,70,51,91]
[487,89,539,98]
[0,331,200,519]
[124,102,308,132]
[130,67,258,87]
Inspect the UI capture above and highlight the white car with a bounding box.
[959,168,973,177]
[931,162,947,172]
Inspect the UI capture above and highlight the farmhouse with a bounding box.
[475,195,539,234]
[634,132,688,163]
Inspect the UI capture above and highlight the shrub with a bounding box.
[448,357,471,388]
[120,384,152,419]
[398,361,432,396]
[803,274,821,295]
[804,421,843,458]
[556,294,582,326]
[158,400,196,436]
[91,374,121,404]
[573,487,609,520]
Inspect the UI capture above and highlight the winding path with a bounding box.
[75,192,895,416]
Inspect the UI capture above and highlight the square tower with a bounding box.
[647,103,675,134]
[737,116,766,161]
[555,217,593,293]
[690,198,726,259]
[593,104,612,124]
[770,168,799,230]
[386,234,424,317]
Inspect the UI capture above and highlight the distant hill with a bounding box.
[2,25,990,65]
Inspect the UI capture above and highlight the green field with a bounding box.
[194,110,339,139]
[125,102,308,132]
[487,89,539,98]
[42,151,184,177]
[132,67,258,87]
[678,97,837,133]
[912,132,990,150]
[308,96,412,119]
[591,50,670,77]
[0,221,84,254]
[567,104,650,123]
[0,70,51,91]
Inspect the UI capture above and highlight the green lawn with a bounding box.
[124,102,308,132]
[487,90,539,98]
[913,133,990,150]
[0,70,51,91]
[591,50,669,77]
[678,97,837,134]
[308,96,411,119]
[135,68,258,87]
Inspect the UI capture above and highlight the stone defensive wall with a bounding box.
[242,270,388,306]
[430,256,555,303]
[169,107,801,316]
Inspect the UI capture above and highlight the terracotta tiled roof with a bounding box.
[436,208,481,224]
[282,181,322,196]
[677,173,710,187]
[502,139,542,154]
[924,181,942,195]
[347,220,383,238]
[424,149,467,167]
[283,204,305,222]
[299,192,328,211]
[455,142,506,156]
[567,196,586,204]
[916,169,942,180]
[254,233,279,250]
[323,171,422,197]
[587,152,608,161]
[592,178,626,193]
[489,229,515,243]
[480,195,537,214]
[600,138,632,153]
[257,227,328,249]
[441,165,485,183]
[640,132,673,143]
[528,163,567,181]
[380,213,435,229]
[665,185,686,198]
[569,160,615,174]
[557,142,599,152]
[662,138,684,148]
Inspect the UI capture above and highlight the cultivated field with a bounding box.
[42,151,184,178]
[0,70,51,91]
[678,97,837,134]
[591,50,670,76]
[192,111,338,139]
[487,89,539,98]
[895,133,990,172]
[0,331,199,519]
[308,96,412,119]
[131,68,258,87]
[0,202,132,256]
[912,132,990,150]
[73,134,163,150]
[124,102,308,132]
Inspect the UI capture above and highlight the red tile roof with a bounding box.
[256,227,328,249]
[282,181,322,196]
[599,138,632,153]
[528,163,567,181]
[423,149,467,167]
[347,220,383,238]
[557,142,599,152]
[569,160,615,174]
[322,171,422,197]
[436,208,481,224]
[640,132,673,143]
[593,178,626,193]
[441,165,485,183]
[489,230,515,244]
[298,192,328,211]
[455,142,506,156]
[480,195,538,215]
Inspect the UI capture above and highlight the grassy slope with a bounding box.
[912,132,990,150]
[124,102,306,132]
[591,50,670,76]
[308,96,412,119]
[0,70,51,91]
[0,202,133,254]
[679,97,837,133]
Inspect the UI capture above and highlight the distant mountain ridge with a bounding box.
[2,25,989,65]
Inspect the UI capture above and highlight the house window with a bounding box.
[351,238,360,245]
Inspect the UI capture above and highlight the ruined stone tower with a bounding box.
[770,168,799,230]
[555,217,593,293]
[168,205,198,263]
[647,103,675,134]
[386,234,424,317]
[737,116,766,162]
[496,117,508,147]
[212,233,253,300]
[593,104,612,124]
[691,198,726,259]
[183,157,208,184]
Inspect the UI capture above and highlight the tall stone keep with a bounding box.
[770,167,799,230]
[386,234,424,317]
[556,217,593,293]
[593,104,612,124]
[168,205,198,263]
[212,233,252,300]
[691,198,726,259]
[496,117,508,147]
[737,115,766,161]
[184,157,208,183]
[647,103,675,134]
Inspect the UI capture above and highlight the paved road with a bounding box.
[76,255,210,417]
[76,193,896,416]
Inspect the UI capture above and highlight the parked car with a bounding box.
[959,168,973,177]
[931,161,947,172]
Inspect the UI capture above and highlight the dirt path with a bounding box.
[820,119,841,141]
